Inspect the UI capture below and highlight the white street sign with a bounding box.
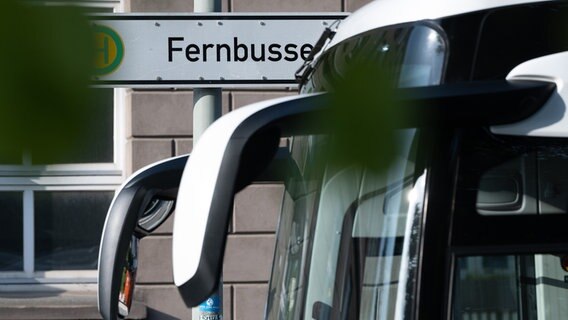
[91,13,347,88]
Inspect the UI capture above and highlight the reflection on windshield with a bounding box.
[266,135,326,320]
[267,21,446,320]
[265,21,448,320]
[266,130,424,320]
[301,22,446,93]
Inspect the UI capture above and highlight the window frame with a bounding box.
[0,87,126,284]
[0,0,126,284]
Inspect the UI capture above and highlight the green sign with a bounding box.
[94,25,124,75]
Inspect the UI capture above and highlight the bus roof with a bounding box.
[327,0,552,50]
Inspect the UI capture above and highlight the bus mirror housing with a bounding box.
[492,51,568,137]
[173,94,329,307]
[113,197,176,318]
[98,155,188,320]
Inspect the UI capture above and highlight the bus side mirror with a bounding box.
[98,155,188,320]
[116,197,176,317]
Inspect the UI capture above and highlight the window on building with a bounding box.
[0,0,125,283]
[0,87,124,283]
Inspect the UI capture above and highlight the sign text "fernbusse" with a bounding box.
[89,14,348,88]
[168,37,314,63]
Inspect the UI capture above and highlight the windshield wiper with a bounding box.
[295,19,342,84]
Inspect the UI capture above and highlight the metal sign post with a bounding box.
[193,0,222,318]
[193,0,222,142]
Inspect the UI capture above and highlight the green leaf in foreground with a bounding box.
[0,1,95,162]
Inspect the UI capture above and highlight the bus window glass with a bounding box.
[266,135,326,320]
[457,130,568,216]
[453,130,568,319]
[266,130,425,320]
[268,21,445,320]
[453,254,568,319]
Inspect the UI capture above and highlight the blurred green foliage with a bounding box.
[0,0,94,163]
[324,55,403,173]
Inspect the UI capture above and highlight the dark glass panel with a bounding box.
[35,191,113,270]
[0,192,23,271]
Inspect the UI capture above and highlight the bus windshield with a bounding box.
[265,22,446,320]
[266,131,424,320]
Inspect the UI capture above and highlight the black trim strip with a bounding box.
[401,80,556,127]
[93,79,298,85]
[521,276,568,290]
[417,129,458,320]
[452,243,568,256]
[453,214,568,251]
[89,14,349,21]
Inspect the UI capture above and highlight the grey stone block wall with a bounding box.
[123,0,374,319]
